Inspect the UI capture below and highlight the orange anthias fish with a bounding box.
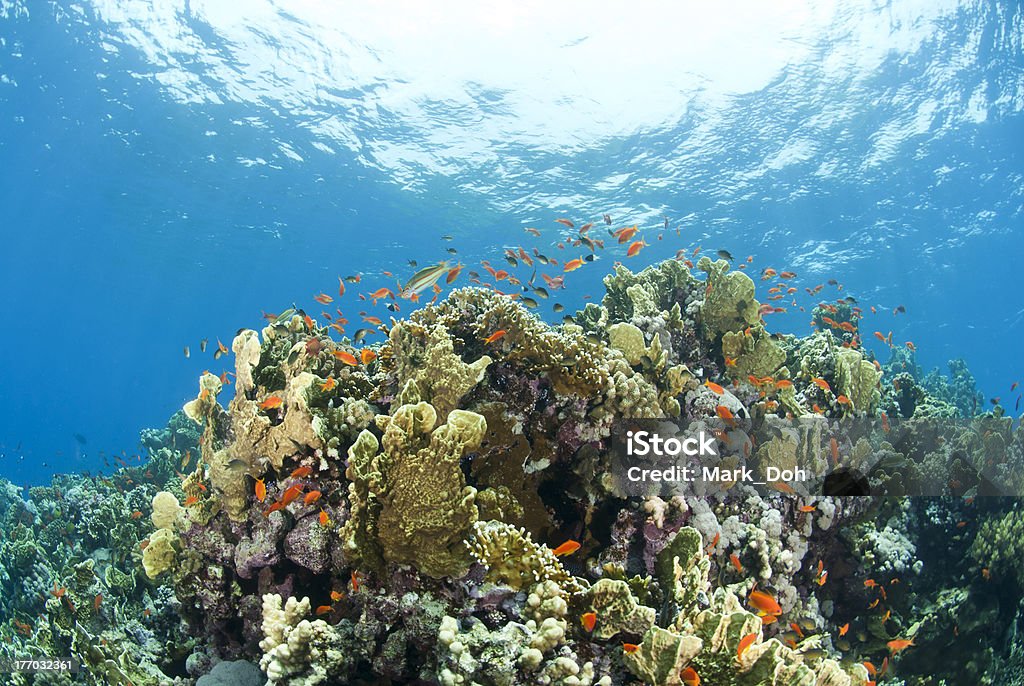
[255,478,267,503]
[581,611,597,632]
[315,605,333,616]
[839,622,850,636]
[304,490,322,506]
[730,554,743,573]
[748,590,783,616]
[798,505,816,512]
[446,264,464,284]
[716,406,736,425]
[260,395,284,410]
[704,380,725,395]
[291,466,313,479]
[774,379,794,389]
[279,484,305,506]
[887,638,914,654]
[94,594,103,611]
[626,239,648,257]
[351,571,361,592]
[319,510,330,526]
[830,437,839,466]
[810,377,831,392]
[555,218,575,228]
[361,348,377,364]
[836,395,852,406]
[482,330,508,344]
[314,293,333,305]
[563,257,584,272]
[622,643,640,654]
[681,666,700,686]
[369,287,394,301]
[737,632,758,659]
[330,590,345,602]
[320,377,337,392]
[264,501,285,516]
[333,350,359,366]
[183,496,200,507]
[552,540,581,556]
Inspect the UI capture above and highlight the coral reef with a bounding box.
[1,255,1017,686]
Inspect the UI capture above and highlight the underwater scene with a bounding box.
[1,1,1023,685]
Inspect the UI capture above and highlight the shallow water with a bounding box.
[0,2,1022,684]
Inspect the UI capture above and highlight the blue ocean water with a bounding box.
[0,0,1021,486]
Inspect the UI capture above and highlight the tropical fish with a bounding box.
[314,293,333,305]
[704,380,725,395]
[255,479,267,503]
[717,249,734,261]
[482,330,508,344]
[839,622,849,636]
[291,466,313,479]
[183,345,190,358]
[887,638,914,654]
[319,510,330,526]
[280,484,304,506]
[748,590,783,616]
[320,377,336,392]
[524,227,541,236]
[446,264,464,284]
[551,540,581,556]
[94,594,103,611]
[614,225,638,243]
[315,605,332,616]
[626,239,648,257]
[403,262,450,295]
[737,632,758,659]
[260,395,284,411]
[361,348,377,364]
[581,612,597,632]
[200,338,208,352]
[730,554,743,573]
[555,218,575,228]
[622,643,639,654]
[681,667,700,686]
[810,377,831,392]
[264,501,285,516]
[332,350,359,366]
[553,303,564,313]
[563,257,584,272]
[304,490,322,506]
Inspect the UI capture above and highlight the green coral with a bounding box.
[583,579,655,640]
[621,526,867,686]
[971,508,1024,587]
[389,320,492,418]
[721,326,786,378]
[465,520,586,594]
[342,399,486,578]
[835,347,882,412]
[601,259,699,321]
[655,526,710,614]
[697,257,762,336]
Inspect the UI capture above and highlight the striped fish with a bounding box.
[402,262,449,296]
